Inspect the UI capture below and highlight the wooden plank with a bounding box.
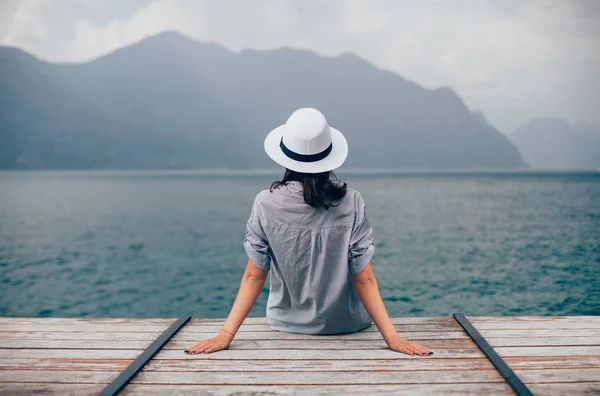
[174,339,475,350]
[0,383,514,396]
[0,358,132,371]
[515,368,600,383]
[144,356,599,372]
[143,358,495,372]
[4,328,597,340]
[1,368,580,386]
[0,350,144,360]
[134,368,600,385]
[130,370,505,385]
[494,346,600,358]
[3,356,596,372]
[0,340,156,350]
[0,348,484,360]
[528,383,600,396]
[0,383,103,395]
[468,316,600,330]
[486,337,600,347]
[0,370,115,384]
[5,383,600,396]
[0,330,471,341]
[176,336,600,348]
[0,338,475,350]
[477,329,600,338]
[3,345,599,360]
[120,383,598,396]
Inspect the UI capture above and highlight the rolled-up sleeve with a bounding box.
[243,194,271,272]
[348,192,375,275]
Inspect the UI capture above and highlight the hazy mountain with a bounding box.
[510,118,600,169]
[0,31,527,170]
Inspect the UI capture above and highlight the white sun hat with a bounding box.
[264,108,348,174]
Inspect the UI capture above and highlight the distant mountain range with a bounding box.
[1,31,530,170]
[510,118,600,170]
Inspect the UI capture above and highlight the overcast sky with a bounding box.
[1,0,598,133]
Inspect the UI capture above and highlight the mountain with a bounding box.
[510,118,600,169]
[0,55,130,169]
[0,31,527,170]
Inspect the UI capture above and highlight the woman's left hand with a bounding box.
[185,332,233,354]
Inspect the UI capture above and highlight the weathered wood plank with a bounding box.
[4,356,598,372]
[4,328,597,340]
[0,358,132,371]
[468,316,600,330]
[515,368,600,383]
[0,370,115,384]
[5,382,599,396]
[527,382,600,396]
[0,368,577,386]
[127,368,598,384]
[0,370,505,385]
[130,370,506,385]
[118,383,599,396]
[0,330,471,341]
[0,383,514,396]
[476,329,600,338]
[0,338,476,350]
[3,345,599,360]
[142,356,600,372]
[0,348,484,360]
[176,337,600,349]
[486,337,600,347]
[0,383,103,396]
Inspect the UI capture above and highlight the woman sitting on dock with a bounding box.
[186,108,433,357]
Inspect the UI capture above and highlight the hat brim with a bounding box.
[264,125,348,173]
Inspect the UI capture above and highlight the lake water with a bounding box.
[1,170,599,319]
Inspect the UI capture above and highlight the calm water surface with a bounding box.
[1,171,599,318]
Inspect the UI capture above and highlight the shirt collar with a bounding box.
[285,180,303,194]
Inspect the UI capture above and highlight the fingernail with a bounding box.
[428,352,434,355]
[184,349,189,353]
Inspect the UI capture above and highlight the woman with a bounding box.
[185,108,432,356]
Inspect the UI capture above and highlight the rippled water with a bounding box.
[1,170,599,319]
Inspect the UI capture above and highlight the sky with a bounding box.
[1,0,598,133]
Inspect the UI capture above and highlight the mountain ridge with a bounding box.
[510,117,600,169]
[0,31,527,170]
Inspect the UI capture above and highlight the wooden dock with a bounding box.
[0,316,599,395]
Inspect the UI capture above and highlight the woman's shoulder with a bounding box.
[345,186,365,205]
[254,189,271,205]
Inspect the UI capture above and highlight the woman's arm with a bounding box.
[352,263,433,357]
[186,259,268,354]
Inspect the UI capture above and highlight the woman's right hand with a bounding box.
[387,337,433,356]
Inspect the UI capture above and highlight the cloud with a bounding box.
[0,0,598,132]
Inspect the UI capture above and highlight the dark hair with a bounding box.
[270,169,347,210]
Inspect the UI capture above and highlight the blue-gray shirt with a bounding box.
[243,181,374,335]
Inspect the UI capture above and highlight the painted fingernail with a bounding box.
[428,352,434,355]
[184,349,189,353]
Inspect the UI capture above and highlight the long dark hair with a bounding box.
[270,169,347,210]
